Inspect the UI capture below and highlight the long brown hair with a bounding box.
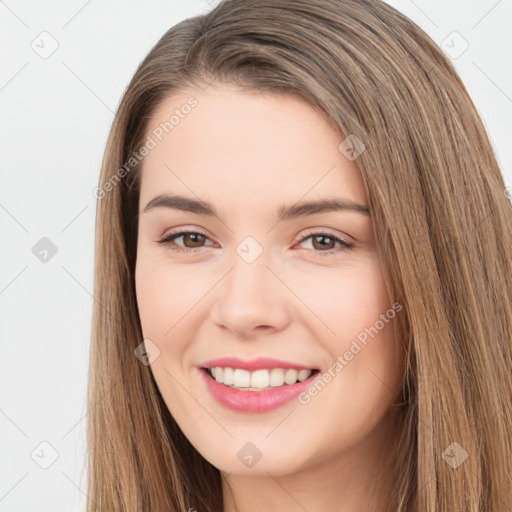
[87,1,512,510]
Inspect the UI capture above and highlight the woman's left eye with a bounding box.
[156,230,354,256]
[296,232,354,256]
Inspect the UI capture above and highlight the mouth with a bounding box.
[198,364,320,413]
[201,366,320,391]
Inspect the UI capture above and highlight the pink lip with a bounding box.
[198,367,319,413]
[200,357,315,371]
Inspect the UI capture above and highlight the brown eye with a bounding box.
[297,231,354,256]
[311,234,337,251]
[157,230,213,252]
[181,232,206,248]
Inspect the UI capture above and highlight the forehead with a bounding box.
[138,84,367,211]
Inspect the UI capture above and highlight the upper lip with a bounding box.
[200,357,317,371]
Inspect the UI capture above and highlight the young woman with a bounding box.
[87,1,512,510]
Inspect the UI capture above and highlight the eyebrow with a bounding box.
[142,194,370,220]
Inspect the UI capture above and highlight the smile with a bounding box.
[207,367,314,390]
[199,362,320,413]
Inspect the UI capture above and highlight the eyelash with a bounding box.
[156,229,354,257]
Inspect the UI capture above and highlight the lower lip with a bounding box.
[199,368,318,413]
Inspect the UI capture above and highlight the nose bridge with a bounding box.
[210,239,290,335]
[228,242,276,310]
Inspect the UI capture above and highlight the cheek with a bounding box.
[295,258,392,346]
[294,259,403,397]
[136,264,171,338]
[135,258,225,383]
[135,259,207,339]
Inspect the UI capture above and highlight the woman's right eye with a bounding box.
[156,230,214,253]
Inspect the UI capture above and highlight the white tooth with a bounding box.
[297,369,312,381]
[251,369,270,389]
[284,369,298,385]
[211,366,310,389]
[269,368,285,387]
[214,367,224,382]
[233,369,251,388]
[223,367,234,386]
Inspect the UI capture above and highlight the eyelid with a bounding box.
[296,228,354,246]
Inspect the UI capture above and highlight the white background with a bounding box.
[1,1,510,510]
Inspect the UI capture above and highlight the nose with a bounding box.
[210,252,292,338]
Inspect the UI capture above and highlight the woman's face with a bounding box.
[135,83,405,477]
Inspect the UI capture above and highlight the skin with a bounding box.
[135,82,406,512]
